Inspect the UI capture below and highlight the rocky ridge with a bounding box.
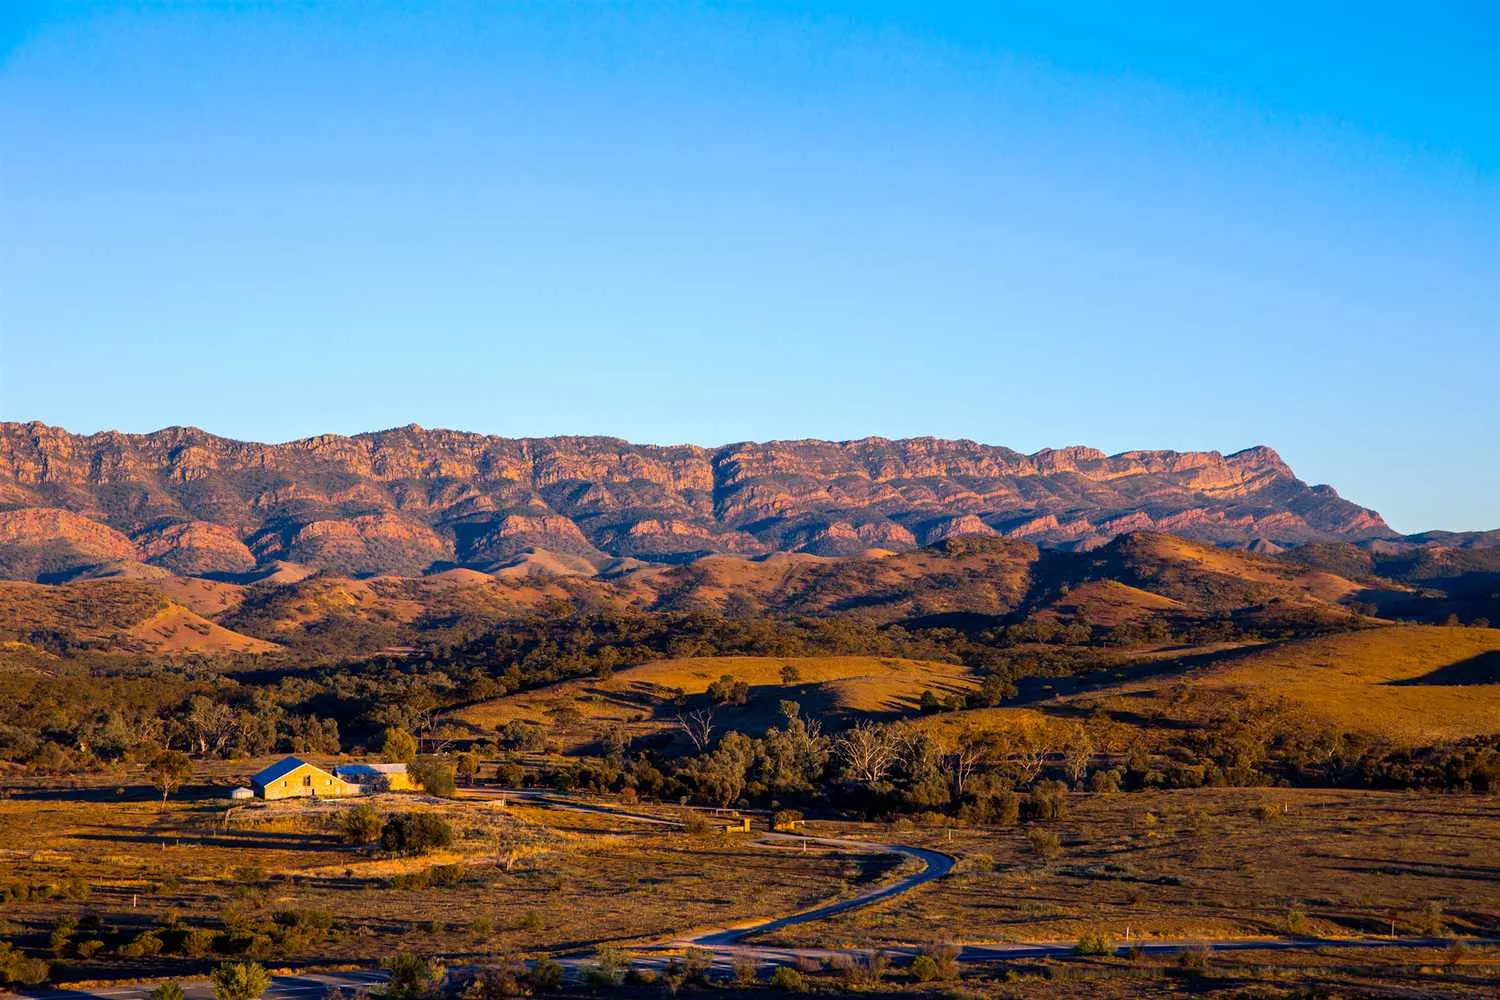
[0,421,1394,580]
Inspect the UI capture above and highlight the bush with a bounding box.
[210,961,271,1000]
[682,947,713,982]
[769,965,805,991]
[515,911,545,932]
[149,982,186,1000]
[1025,780,1069,821]
[180,927,215,958]
[1422,900,1446,935]
[384,954,444,999]
[909,954,940,982]
[0,940,50,985]
[588,944,627,986]
[732,957,758,985]
[917,941,960,980]
[1027,827,1062,862]
[120,930,164,958]
[341,803,384,845]
[234,863,268,886]
[49,916,76,957]
[426,864,465,888]
[1285,903,1309,935]
[530,957,563,991]
[1075,930,1115,955]
[380,813,455,855]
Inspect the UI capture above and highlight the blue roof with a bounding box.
[333,763,406,779]
[250,756,311,786]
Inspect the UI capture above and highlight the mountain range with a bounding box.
[0,421,1403,582]
[1,421,1496,661]
[0,421,1484,585]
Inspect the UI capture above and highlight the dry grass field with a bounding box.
[0,786,886,985]
[937,944,1500,999]
[763,788,1500,950]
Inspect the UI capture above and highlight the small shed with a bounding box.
[228,787,254,801]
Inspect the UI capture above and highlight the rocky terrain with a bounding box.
[0,422,1399,581]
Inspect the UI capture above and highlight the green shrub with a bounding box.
[1074,930,1115,955]
[530,957,563,991]
[380,813,455,855]
[341,803,384,845]
[120,930,164,958]
[180,928,216,958]
[49,916,76,957]
[916,942,960,980]
[909,954,940,982]
[1025,780,1069,821]
[149,982,186,1000]
[1027,827,1062,862]
[210,961,271,1000]
[732,957,758,985]
[0,940,50,986]
[384,953,444,999]
[769,965,805,991]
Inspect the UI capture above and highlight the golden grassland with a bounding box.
[764,788,1500,950]
[453,654,981,749]
[1079,625,1500,743]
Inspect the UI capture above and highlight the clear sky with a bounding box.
[1,3,1496,533]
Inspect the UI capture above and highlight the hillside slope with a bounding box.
[1078,625,1500,744]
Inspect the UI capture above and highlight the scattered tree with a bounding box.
[675,706,716,753]
[381,727,418,764]
[148,750,194,805]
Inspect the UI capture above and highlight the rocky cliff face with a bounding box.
[0,421,1393,579]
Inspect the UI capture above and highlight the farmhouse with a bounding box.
[333,762,413,792]
[250,757,360,800]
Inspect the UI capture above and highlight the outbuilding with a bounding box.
[332,762,414,792]
[250,757,360,800]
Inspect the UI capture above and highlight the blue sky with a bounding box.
[1,2,1496,532]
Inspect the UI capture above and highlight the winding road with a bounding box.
[13,793,1495,998]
